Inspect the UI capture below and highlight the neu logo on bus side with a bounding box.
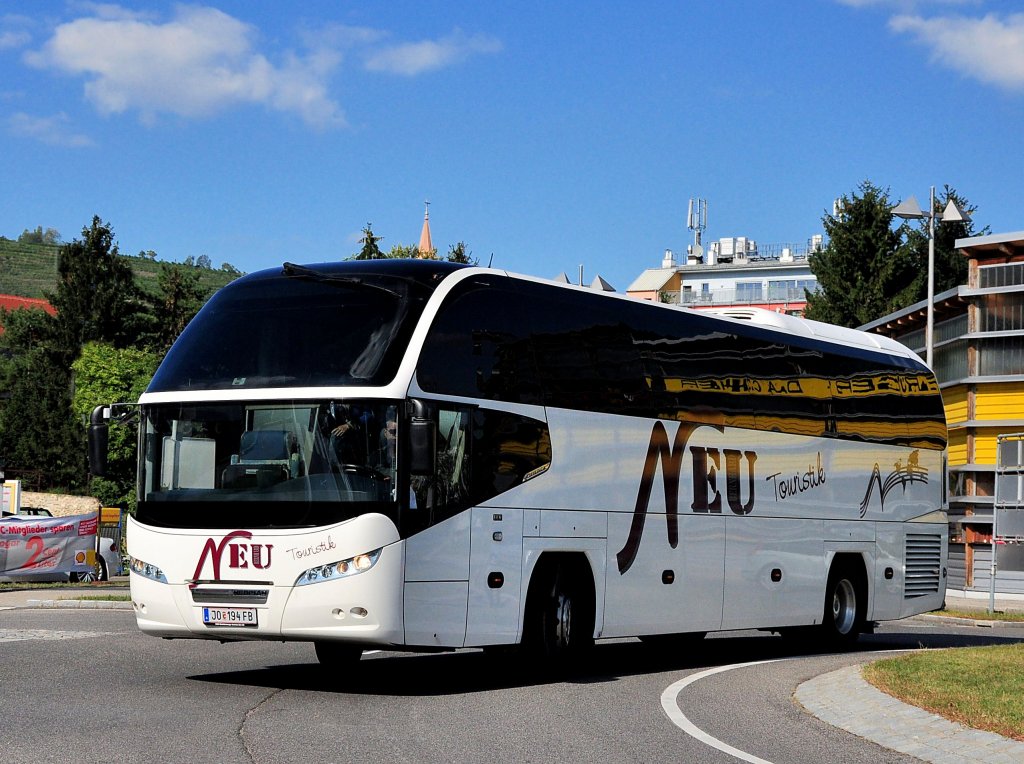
[615,421,756,575]
[192,530,273,582]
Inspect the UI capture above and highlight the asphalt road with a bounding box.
[1,609,1021,764]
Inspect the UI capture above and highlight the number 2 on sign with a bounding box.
[25,536,45,567]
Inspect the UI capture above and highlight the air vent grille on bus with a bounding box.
[904,533,942,598]
[191,587,269,605]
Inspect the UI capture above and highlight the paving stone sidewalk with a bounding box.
[796,664,1024,764]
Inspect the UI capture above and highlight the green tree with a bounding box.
[0,308,82,489]
[146,261,206,351]
[385,243,421,259]
[16,226,60,244]
[352,224,384,260]
[46,216,142,354]
[446,241,477,265]
[805,181,916,328]
[17,226,43,244]
[0,216,155,494]
[71,342,161,508]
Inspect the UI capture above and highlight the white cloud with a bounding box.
[7,112,94,147]
[890,12,1024,90]
[25,5,346,128]
[364,29,502,76]
[1,12,34,49]
[0,30,30,49]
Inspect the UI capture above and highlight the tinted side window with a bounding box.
[513,283,648,416]
[404,404,551,536]
[408,406,473,533]
[470,409,552,504]
[418,280,542,404]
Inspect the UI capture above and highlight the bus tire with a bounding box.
[314,640,362,668]
[822,561,865,648]
[527,559,594,665]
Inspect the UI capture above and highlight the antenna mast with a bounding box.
[687,197,707,262]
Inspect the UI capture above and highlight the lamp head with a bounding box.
[892,195,925,220]
[940,198,971,223]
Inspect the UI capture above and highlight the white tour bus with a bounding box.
[90,260,947,666]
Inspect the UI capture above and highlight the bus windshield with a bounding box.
[138,401,399,528]
[147,268,429,392]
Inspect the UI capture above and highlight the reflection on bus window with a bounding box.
[142,401,400,510]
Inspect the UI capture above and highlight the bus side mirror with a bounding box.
[409,419,436,476]
[408,399,437,476]
[89,405,110,477]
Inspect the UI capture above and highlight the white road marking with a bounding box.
[661,649,919,763]
[661,659,783,764]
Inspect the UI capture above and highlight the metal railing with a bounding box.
[660,286,817,306]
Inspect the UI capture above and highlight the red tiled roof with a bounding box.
[0,294,56,334]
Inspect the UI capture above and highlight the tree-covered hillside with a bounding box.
[0,236,240,300]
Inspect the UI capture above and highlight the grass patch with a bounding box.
[63,594,131,602]
[864,644,1024,741]
[0,581,127,591]
[932,608,1024,622]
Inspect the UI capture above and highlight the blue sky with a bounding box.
[3,1,1024,292]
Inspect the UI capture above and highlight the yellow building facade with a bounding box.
[864,231,1024,597]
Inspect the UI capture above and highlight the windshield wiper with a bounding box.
[282,263,401,298]
[282,262,446,297]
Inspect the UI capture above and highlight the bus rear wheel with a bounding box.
[821,563,865,647]
[314,641,362,668]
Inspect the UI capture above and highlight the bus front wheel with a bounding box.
[314,640,362,668]
[527,561,594,664]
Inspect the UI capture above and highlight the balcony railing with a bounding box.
[660,286,817,306]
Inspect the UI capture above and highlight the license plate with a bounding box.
[202,607,258,627]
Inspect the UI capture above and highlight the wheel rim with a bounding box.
[832,578,856,635]
[554,591,572,649]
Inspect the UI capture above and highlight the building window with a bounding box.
[979,262,1024,289]
[978,336,1024,376]
[979,293,1024,333]
[933,339,968,383]
[767,279,818,301]
[735,281,763,301]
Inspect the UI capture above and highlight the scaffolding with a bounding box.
[992,433,1024,611]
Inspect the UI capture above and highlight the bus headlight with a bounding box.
[295,548,382,586]
[129,556,168,584]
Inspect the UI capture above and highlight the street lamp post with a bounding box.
[892,187,970,369]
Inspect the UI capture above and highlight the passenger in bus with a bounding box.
[379,417,397,468]
[325,402,367,467]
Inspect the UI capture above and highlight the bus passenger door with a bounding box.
[403,406,473,648]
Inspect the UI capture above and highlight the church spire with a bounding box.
[418,201,433,258]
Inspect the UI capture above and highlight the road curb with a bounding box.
[911,613,1024,629]
[796,663,1024,763]
[25,599,132,610]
